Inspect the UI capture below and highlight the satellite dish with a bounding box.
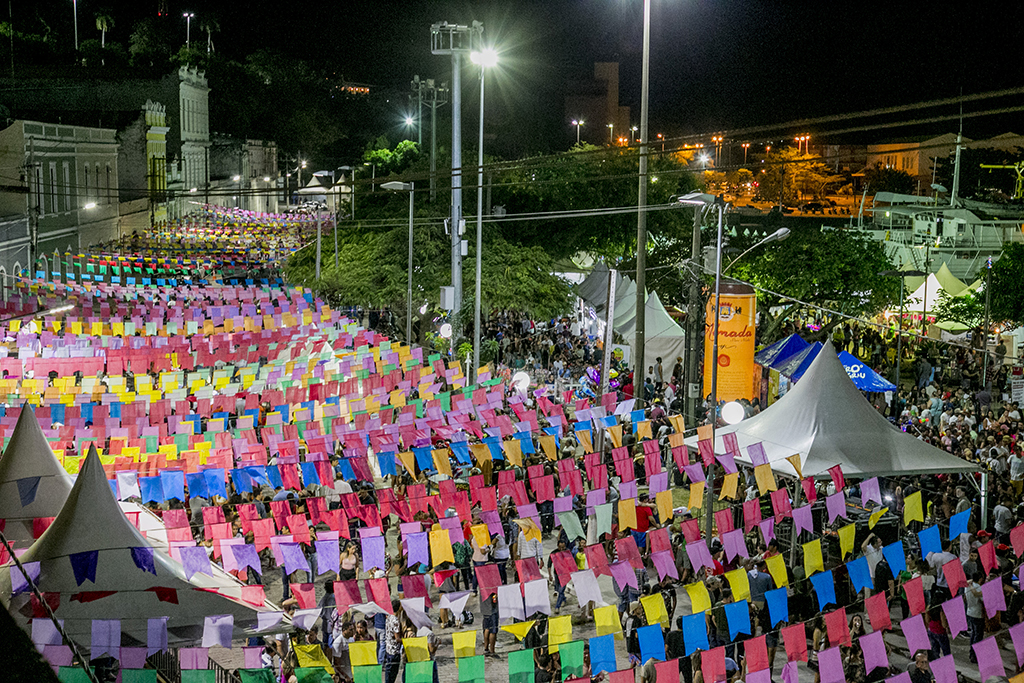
[931,183,948,193]
[439,323,453,339]
[511,372,531,394]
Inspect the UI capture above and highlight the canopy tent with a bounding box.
[615,291,687,373]
[934,262,979,296]
[774,342,823,380]
[1,444,285,647]
[754,334,810,368]
[904,271,978,313]
[684,340,980,480]
[0,406,74,545]
[900,262,926,293]
[576,262,612,310]
[836,350,897,392]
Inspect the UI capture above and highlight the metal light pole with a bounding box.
[183,12,195,46]
[471,47,497,376]
[73,0,79,52]
[607,123,614,144]
[880,269,925,415]
[982,257,993,387]
[633,0,652,407]
[572,119,584,145]
[384,181,416,343]
[314,210,321,281]
[704,199,726,539]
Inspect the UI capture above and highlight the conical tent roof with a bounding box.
[0,406,74,545]
[775,342,823,380]
[1,445,283,646]
[934,262,969,296]
[685,340,979,479]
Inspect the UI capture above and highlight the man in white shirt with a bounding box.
[927,546,959,603]
[993,498,1014,541]
[1009,450,1024,496]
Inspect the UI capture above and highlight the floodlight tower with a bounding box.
[431,20,483,330]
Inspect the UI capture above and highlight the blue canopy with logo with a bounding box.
[754,333,810,368]
[774,342,895,392]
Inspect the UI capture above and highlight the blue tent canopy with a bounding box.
[837,351,896,392]
[755,333,811,368]
[775,342,823,381]
[774,343,896,392]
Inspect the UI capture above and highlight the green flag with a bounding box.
[559,641,586,680]
[509,649,535,683]
[458,655,485,683]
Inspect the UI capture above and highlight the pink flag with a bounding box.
[930,654,956,683]
[859,630,888,673]
[818,647,844,683]
[1008,621,1024,667]
[825,492,846,524]
[899,614,929,655]
[973,636,1005,683]
[860,477,882,506]
[941,596,967,639]
[981,577,1006,618]
[792,504,814,535]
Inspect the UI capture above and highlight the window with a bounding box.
[84,164,90,203]
[49,162,57,214]
[106,163,112,205]
[95,163,101,202]
[63,162,71,211]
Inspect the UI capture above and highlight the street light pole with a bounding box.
[383,181,416,343]
[73,0,79,52]
[572,119,584,145]
[703,199,725,539]
[471,47,497,376]
[183,12,195,47]
[880,269,924,416]
[633,0,651,408]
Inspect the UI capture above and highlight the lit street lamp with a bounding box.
[571,119,584,145]
[631,125,639,143]
[607,123,614,144]
[183,12,195,46]
[383,181,416,342]
[470,46,498,376]
[742,142,750,164]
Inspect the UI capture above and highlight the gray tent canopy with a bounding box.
[0,406,74,545]
[685,339,979,480]
[1,444,285,647]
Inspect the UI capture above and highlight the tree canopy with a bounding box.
[990,243,1024,327]
[753,148,845,204]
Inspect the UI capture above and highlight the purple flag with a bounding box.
[315,539,340,576]
[406,532,429,567]
[201,614,234,649]
[147,617,168,655]
[91,619,120,660]
[715,452,738,475]
[860,630,887,673]
[683,464,705,483]
[860,477,881,506]
[1010,621,1024,667]
[818,646,844,683]
[651,550,678,581]
[981,578,1007,618]
[931,654,956,683]
[792,504,814,535]
[619,480,637,500]
[180,647,210,669]
[722,528,749,562]
[130,547,156,575]
[180,546,213,580]
[973,637,1005,683]
[825,492,846,525]
[747,442,768,466]
[231,544,263,576]
[609,561,638,591]
[941,595,967,639]
[69,550,99,586]
[648,472,669,495]
[781,661,798,683]
[280,542,310,575]
[758,518,776,545]
[361,535,386,572]
[12,561,41,594]
[900,614,929,655]
[686,539,713,573]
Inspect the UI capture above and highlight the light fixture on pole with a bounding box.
[470,46,497,376]
[633,0,652,409]
[183,12,195,46]
[73,0,79,52]
[723,227,790,273]
[383,181,416,342]
[631,125,639,143]
[879,268,925,415]
[571,119,584,145]
[742,142,750,164]
[607,123,614,144]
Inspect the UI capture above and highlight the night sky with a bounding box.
[35,0,1024,151]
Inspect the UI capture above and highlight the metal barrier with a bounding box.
[146,649,241,683]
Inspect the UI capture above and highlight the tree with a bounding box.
[199,15,219,54]
[729,226,900,342]
[864,164,914,194]
[753,148,844,204]
[931,289,985,329]
[95,11,113,48]
[990,243,1024,326]
[362,138,422,177]
[128,17,174,68]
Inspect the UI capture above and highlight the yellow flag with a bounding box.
[720,472,739,500]
[785,454,803,479]
[869,507,889,529]
[754,464,777,495]
[688,481,704,511]
[501,621,536,641]
[294,643,335,673]
[516,518,542,543]
[403,637,431,662]
[724,567,750,602]
[618,498,637,530]
[636,420,652,440]
[547,614,572,652]
[471,524,491,549]
[641,593,669,627]
[655,490,673,523]
[397,451,417,474]
[803,539,824,575]
[430,529,456,566]
[668,414,685,434]
[608,424,623,449]
[904,491,923,525]
[838,523,856,558]
[577,430,593,454]
[470,444,490,464]
[432,449,453,477]
[594,605,623,639]
[766,553,789,587]
[539,435,557,460]
[452,630,477,658]
[685,581,712,614]
[350,641,378,666]
[504,439,523,467]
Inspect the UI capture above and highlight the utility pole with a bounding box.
[633,0,652,409]
[982,257,993,387]
[411,76,424,147]
[431,21,482,328]
[596,268,618,455]
[685,206,704,424]
[427,79,449,203]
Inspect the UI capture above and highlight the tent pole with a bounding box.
[980,471,989,530]
[0,530,101,683]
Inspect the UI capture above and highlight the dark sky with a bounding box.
[49,0,1024,151]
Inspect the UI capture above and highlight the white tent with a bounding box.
[615,291,687,377]
[684,340,979,480]
[1,445,285,647]
[905,273,955,312]
[0,407,74,546]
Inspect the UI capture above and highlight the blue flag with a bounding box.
[637,623,666,662]
[589,634,617,675]
[765,586,789,626]
[724,599,752,640]
[810,570,836,609]
[17,476,40,507]
[882,540,907,575]
[682,612,709,655]
[918,525,942,559]
[69,549,99,586]
[846,556,873,594]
